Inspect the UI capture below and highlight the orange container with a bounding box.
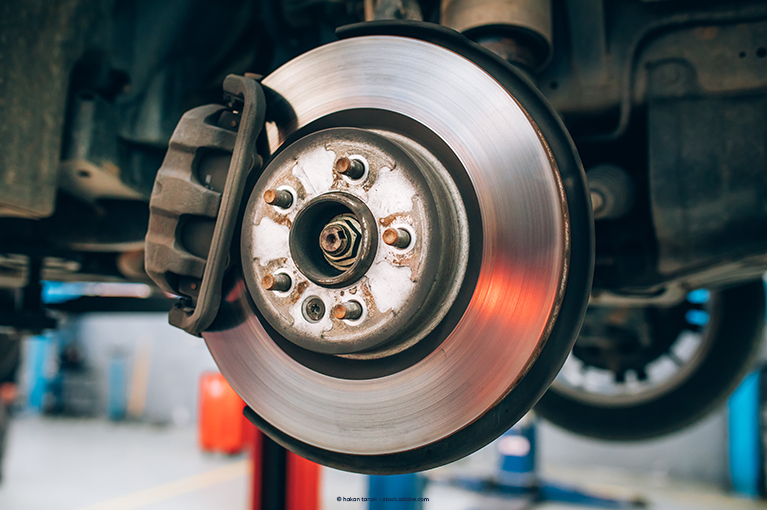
[198,371,251,454]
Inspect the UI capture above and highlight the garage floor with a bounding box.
[0,415,764,510]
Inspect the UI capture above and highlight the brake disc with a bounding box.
[201,24,593,473]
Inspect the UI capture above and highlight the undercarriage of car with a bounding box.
[1,0,766,473]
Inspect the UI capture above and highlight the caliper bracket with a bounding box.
[145,75,266,336]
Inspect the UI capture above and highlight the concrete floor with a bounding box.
[0,415,764,510]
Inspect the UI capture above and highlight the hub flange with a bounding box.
[240,127,469,356]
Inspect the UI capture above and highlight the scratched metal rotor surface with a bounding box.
[204,35,568,455]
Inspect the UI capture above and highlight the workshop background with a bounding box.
[0,280,763,510]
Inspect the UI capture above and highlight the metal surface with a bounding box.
[553,293,718,406]
[205,35,569,456]
[145,75,266,335]
[648,93,767,277]
[0,0,105,218]
[440,0,552,69]
[586,165,634,220]
[241,126,469,356]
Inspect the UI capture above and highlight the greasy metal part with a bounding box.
[382,227,411,249]
[144,75,266,335]
[440,0,552,69]
[208,33,576,457]
[241,127,469,356]
[264,189,294,209]
[586,165,634,220]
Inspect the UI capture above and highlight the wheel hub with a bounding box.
[240,127,469,356]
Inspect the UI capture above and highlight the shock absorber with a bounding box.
[440,0,552,73]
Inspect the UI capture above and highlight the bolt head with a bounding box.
[320,214,362,269]
[320,225,349,255]
[302,297,326,322]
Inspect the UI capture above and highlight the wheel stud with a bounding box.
[334,157,365,179]
[302,296,326,322]
[262,273,292,292]
[383,227,411,249]
[332,301,363,320]
[263,188,293,209]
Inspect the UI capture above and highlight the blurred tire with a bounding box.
[536,281,765,440]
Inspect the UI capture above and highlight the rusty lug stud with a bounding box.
[334,156,365,179]
[263,188,293,209]
[262,273,292,292]
[332,301,363,321]
[383,227,411,249]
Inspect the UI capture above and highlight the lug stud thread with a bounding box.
[262,273,292,292]
[264,188,293,209]
[334,157,365,179]
[333,301,363,320]
[383,227,411,249]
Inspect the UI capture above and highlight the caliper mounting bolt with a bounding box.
[302,296,326,323]
[383,227,411,249]
[264,188,293,209]
[262,273,292,292]
[332,301,363,321]
[334,157,365,179]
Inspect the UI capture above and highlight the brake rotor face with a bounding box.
[204,32,591,471]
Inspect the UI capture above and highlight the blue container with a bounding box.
[729,370,761,498]
[107,353,128,420]
[25,335,52,412]
[368,474,425,510]
[497,415,537,488]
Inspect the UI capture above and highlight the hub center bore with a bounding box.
[289,192,378,289]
